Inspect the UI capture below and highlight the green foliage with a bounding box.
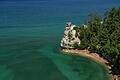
[68,31,73,40]
[73,42,80,49]
[76,7,120,75]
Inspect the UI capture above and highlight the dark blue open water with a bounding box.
[0,0,119,80]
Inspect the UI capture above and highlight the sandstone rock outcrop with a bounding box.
[60,22,80,48]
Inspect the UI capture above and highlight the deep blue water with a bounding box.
[0,0,119,80]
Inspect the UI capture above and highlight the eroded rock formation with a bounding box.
[60,22,80,48]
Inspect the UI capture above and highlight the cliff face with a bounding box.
[60,22,80,48]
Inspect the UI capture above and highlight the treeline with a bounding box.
[74,7,120,75]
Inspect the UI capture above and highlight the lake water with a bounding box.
[0,0,119,80]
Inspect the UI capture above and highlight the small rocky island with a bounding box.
[61,22,80,49]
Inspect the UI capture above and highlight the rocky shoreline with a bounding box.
[61,49,109,66]
[60,22,120,80]
[61,49,120,80]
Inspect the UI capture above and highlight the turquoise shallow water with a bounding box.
[0,0,120,80]
[0,27,110,80]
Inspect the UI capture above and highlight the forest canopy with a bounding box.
[74,7,120,75]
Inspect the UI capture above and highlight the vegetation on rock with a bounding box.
[74,7,120,76]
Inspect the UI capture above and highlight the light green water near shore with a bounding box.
[0,0,118,79]
[0,27,110,80]
[39,45,110,80]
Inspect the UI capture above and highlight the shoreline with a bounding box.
[61,49,119,80]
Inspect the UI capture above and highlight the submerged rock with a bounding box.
[60,22,80,48]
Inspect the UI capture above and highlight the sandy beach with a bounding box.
[62,49,110,67]
[61,49,120,80]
